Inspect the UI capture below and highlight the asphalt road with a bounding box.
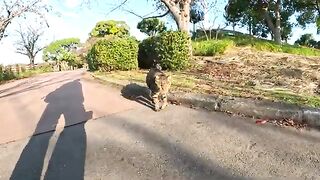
[0,70,319,180]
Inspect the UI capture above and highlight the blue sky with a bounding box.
[0,0,319,65]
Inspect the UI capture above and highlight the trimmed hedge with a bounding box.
[87,36,139,71]
[138,31,191,71]
[138,36,158,69]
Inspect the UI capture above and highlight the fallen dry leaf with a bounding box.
[169,100,181,105]
[268,119,308,130]
[255,119,268,125]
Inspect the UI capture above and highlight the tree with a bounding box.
[137,18,167,36]
[156,0,193,32]
[190,2,205,24]
[295,33,314,46]
[15,26,44,66]
[115,0,194,32]
[0,0,49,42]
[291,0,320,33]
[90,20,130,37]
[224,0,248,33]
[295,33,320,48]
[43,38,81,68]
[92,0,199,56]
[190,1,205,38]
[224,0,294,44]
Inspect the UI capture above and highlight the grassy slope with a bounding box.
[95,36,320,108]
[192,35,320,57]
[193,47,320,108]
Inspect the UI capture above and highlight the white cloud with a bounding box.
[61,11,79,18]
[64,0,81,8]
[0,40,31,65]
[44,13,88,42]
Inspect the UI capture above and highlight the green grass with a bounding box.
[192,39,234,56]
[193,35,320,57]
[265,90,320,108]
[0,65,54,83]
[94,70,320,108]
[94,70,199,92]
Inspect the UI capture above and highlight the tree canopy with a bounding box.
[43,38,80,66]
[190,2,205,24]
[15,26,44,66]
[295,33,320,48]
[90,20,130,37]
[291,0,320,33]
[224,0,295,43]
[137,18,167,36]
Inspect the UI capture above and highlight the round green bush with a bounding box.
[138,31,191,71]
[138,36,158,69]
[156,31,190,70]
[87,36,138,71]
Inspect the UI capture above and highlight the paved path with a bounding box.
[0,70,139,144]
[0,70,320,179]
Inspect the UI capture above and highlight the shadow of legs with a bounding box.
[44,124,86,180]
[10,132,54,180]
[10,80,91,180]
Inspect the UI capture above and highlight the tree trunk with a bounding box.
[202,27,209,41]
[274,0,282,44]
[192,23,196,39]
[29,56,35,69]
[176,11,190,32]
[161,0,192,56]
[232,22,235,34]
[162,0,191,32]
[248,19,252,35]
[216,25,220,40]
[262,0,281,44]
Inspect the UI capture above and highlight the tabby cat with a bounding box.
[146,63,171,111]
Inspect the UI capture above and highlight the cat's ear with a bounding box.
[155,75,160,83]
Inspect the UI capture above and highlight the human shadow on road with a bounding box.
[121,83,154,110]
[10,79,92,180]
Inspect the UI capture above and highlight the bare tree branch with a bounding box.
[0,0,49,41]
[105,0,129,16]
[15,25,44,66]
[122,9,144,18]
[142,6,162,17]
[123,8,170,20]
[143,10,170,20]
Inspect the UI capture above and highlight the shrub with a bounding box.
[156,31,190,70]
[138,31,191,71]
[87,36,138,71]
[138,36,158,69]
[37,64,54,72]
[3,66,16,81]
[192,40,234,56]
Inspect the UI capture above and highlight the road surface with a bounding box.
[0,70,319,180]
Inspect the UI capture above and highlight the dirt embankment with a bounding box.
[193,47,320,107]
